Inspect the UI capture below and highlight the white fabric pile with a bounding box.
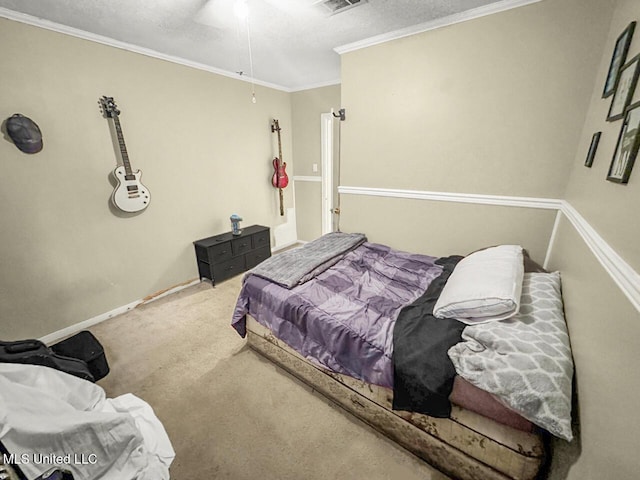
[0,363,174,479]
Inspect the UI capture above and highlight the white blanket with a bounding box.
[0,363,174,479]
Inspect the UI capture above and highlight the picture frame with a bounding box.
[607,101,640,183]
[584,132,601,168]
[607,53,640,121]
[603,21,636,98]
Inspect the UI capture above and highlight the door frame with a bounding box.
[320,112,334,235]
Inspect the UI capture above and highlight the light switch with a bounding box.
[312,163,318,172]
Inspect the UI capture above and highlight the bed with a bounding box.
[231,233,573,480]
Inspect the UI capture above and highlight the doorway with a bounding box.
[320,112,338,234]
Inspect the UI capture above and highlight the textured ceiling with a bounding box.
[0,0,506,91]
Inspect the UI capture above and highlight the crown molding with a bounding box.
[0,7,291,93]
[290,79,342,93]
[334,0,543,54]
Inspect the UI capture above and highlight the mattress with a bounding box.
[232,243,534,431]
[231,238,549,479]
[246,317,545,480]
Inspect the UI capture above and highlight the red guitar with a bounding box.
[271,119,288,215]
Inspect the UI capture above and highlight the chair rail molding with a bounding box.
[560,201,640,312]
[339,185,640,312]
[338,185,562,209]
[293,175,322,182]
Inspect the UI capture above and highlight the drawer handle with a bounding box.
[225,265,235,271]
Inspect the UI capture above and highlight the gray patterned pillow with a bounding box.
[448,272,574,441]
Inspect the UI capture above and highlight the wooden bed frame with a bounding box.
[246,316,547,480]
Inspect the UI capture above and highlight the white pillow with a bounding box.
[434,245,524,325]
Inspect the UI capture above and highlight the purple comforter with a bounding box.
[231,242,443,388]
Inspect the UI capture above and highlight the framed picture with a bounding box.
[584,132,601,167]
[607,101,640,183]
[603,22,636,98]
[607,54,640,121]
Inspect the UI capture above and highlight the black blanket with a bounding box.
[392,255,465,417]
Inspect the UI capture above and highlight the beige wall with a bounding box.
[293,181,322,242]
[338,0,640,477]
[0,18,293,339]
[339,0,611,258]
[291,85,341,241]
[291,85,340,176]
[340,195,556,262]
[562,0,640,269]
[548,219,640,479]
[4,1,640,476]
[546,1,640,478]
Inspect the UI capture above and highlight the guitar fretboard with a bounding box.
[112,114,134,180]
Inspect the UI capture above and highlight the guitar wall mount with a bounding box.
[332,108,346,121]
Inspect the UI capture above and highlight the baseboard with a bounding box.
[39,237,305,344]
[39,278,200,345]
[272,240,303,252]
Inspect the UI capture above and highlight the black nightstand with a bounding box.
[193,225,271,285]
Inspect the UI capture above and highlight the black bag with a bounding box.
[50,331,109,381]
[0,339,94,382]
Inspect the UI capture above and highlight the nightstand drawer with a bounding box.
[252,230,270,250]
[207,242,232,263]
[212,256,246,283]
[245,246,271,269]
[232,237,252,256]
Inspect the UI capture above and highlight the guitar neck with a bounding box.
[112,115,133,176]
[274,121,283,164]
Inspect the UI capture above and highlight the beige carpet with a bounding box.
[90,275,450,480]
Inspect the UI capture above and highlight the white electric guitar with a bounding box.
[100,96,150,213]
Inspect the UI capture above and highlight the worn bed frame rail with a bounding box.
[246,321,546,480]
